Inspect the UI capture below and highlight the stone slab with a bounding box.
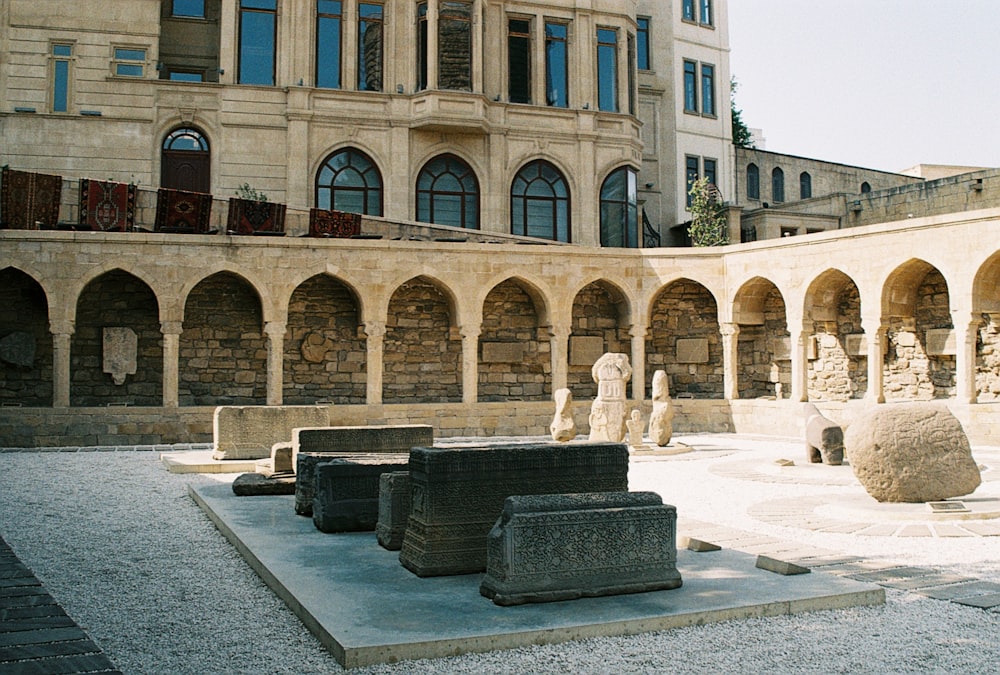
[232,472,296,496]
[755,556,810,576]
[190,483,886,670]
[675,338,709,364]
[569,336,605,366]
[295,452,408,517]
[481,342,525,363]
[213,405,330,460]
[313,457,410,533]
[292,424,432,468]
[160,450,258,474]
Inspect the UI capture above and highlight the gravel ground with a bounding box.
[1,435,998,674]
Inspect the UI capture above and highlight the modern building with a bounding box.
[0,0,733,245]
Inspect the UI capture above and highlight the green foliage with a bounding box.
[687,177,729,247]
[235,183,268,202]
[730,77,753,149]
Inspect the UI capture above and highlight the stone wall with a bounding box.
[179,273,267,405]
[0,268,52,406]
[567,283,628,399]
[71,271,162,406]
[850,169,1000,228]
[737,287,789,399]
[645,280,723,398]
[478,280,549,401]
[383,278,462,403]
[976,317,1000,401]
[808,281,865,401]
[283,275,366,404]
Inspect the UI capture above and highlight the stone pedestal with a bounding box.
[480,492,682,605]
[398,442,629,577]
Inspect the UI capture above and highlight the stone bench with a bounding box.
[292,424,432,470]
[312,456,410,533]
[398,442,629,577]
[295,451,408,517]
[480,492,682,606]
[212,405,329,460]
[376,471,411,550]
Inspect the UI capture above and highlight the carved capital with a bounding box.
[364,321,387,339]
[49,320,75,337]
[160,321,183,336]
[263,322,287,339]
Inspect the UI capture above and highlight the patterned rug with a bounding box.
[78,179,136,231]
[0,167,62,229]
[155,188,214,233]
[227,198,286,235]
[309,208,362,237]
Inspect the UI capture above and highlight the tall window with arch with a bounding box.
[416,155,479,228]
[800,171,812,200]
[161,127,210,193]
[315,148,383,215]
[600,167,638,248]
[772,167,785,202]
[746,163,760,200]
[510,160,570,242]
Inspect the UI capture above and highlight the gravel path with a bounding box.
[1,436,998,674]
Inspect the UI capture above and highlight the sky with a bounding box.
[727,1,1000,173]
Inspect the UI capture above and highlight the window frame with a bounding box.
[699,0,714,27]
[544,21,569,108]
[682,0,696,23]
[700,63,715,116]
[111,46,148,78]
[316,1,343,90]
[600,166,639,248]
[507,16,532,104]
[438,0,473,91]
[358,2,384,91]
[596,27,619,113]
[685,155,700,207]
[416,154,480,230]
[746,163,760,201]
[636,17,650,71]
[315,147,384,216]
[49,42,75,113]
[683,59,697,113]
[172,0,206,18]
[510,159,571,242]
[238,0,278,86]
[799,171,812,200]
[772,167,785,203]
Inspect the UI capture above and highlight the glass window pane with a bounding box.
[239,10,275,85]
[704,158,717,187]
[114,48,146,61]
[169,71,203,81]
[358,3,383,91]
[439,1,471,91]
[173,0,205,17]
[242,0,276,9]
[683,61,697,112]
[597,29,618,112]
[683,0,696,22]
[747,164,759,200]
[116,63,144,77]
[701,64,715,115]
[700,0,713,26]
[508,19,531,104]
[53,59,69,112]
[545,23,568,107]
[317,2,342,89]
[637,18,649,70]
[53,44,72,57]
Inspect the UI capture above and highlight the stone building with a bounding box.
[3,1,1000,448]
[0,0,733,245]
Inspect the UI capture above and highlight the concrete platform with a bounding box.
[161,450,257,474]
[190,483,886,669]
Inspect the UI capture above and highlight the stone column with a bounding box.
[160,321,183,408]
[285,110,311,211]
[630,325,647,401]
[264,322,286,406]
[863,320,886,404]
[461,326,480,404]
[218,0,238,84]
[549,324,570,394]
[954,315,980,404]
[50,320,74,408]
[365,321,386,405]
[426,0,439,89]
[721,323,740,400]
[789,326,809,402]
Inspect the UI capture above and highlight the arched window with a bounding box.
[772,167,785,202]
[416,154,479,229]
[315,148,383,215]
[746,163,759,200]
[161,126,210,193]
[799,171,812,200]
[510,159,570,242]
[600,167,638,248]
[861,181,871,194]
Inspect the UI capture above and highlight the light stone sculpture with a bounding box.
[588,353,632,442]
[626,409,645,449]
[549,388,576,442]
[647,370,675,446]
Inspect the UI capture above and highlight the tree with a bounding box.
[687,177,729,247]
[731,77,753,148]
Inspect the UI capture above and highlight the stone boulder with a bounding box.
[844,405,981,503]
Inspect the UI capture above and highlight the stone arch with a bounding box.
[177,264,274,324]
[71,270,162,406]
[803,269,865,401]
[973,251,1000,401]
[0,267,52,406]
[283,274,365,405]
[383,276,462,403]
[646,278,723,399]
[568,279,631,399]
[478,278,550,402]
[733,277,789,399]
[881,259,954,400]
[179,272,266,406]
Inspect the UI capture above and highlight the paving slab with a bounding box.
[951,592,1000,609]
[190,482,886,669]
[160,450,257,474]
[912,581,1000,601]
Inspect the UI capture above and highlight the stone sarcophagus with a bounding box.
[480,492,682,606]
[295,452,407,517]
[376,471,411,551]
[213,405,330,460]
[292,424,432,470]
[312,456,410,533]
[398,442,629,577]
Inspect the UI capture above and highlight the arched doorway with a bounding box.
[161,127,211,193]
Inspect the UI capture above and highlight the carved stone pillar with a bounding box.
[549,324,570,394]
[365,321,386,405]
[954,316,980,404]
[461,326,480,404]
[160,321,183,408]
[790,326,809,402]
[629,325,647,400]
[264,322,286,406]
[721,323,740,400]
[863,320,886,404]
[50,320,74,408]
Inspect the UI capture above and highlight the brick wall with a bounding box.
[645,280,723,398]
[478,280,550,401]
[0,268,52,406]
[567,283,628,398]
[808,281,866,401]
[738,287,789,399]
